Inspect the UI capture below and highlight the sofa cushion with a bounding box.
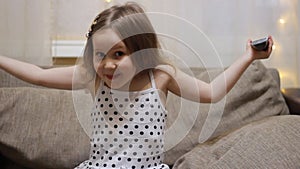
[172,115,300,169]
[0,87,90,169]
[164,61,290,164]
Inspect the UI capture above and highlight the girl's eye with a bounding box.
[115,51,124,57]
[95,52,106,59]
[94,52,105,63]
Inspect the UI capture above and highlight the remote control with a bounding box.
[251,37,269,51]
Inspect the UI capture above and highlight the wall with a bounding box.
[298,0,300,88]
[51,0,105,39]
[0,0,299,87]
[116,0,299,88]
[0,0,52,66]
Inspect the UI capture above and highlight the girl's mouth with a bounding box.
[106,74,120,80]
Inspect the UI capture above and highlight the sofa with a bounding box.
[0,61,299,169]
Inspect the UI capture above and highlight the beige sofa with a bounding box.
[0,61,299,169]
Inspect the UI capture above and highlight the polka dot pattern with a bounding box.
[75,72,169,169]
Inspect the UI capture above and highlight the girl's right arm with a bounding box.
[0,55,83,90]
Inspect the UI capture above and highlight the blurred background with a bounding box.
[0,0,299,88]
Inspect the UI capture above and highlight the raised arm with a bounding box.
[0,55,85,90]
[165,36,274,103]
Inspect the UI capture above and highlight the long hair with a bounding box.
[82,2,168,77]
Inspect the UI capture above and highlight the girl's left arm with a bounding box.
[165,36,274,103]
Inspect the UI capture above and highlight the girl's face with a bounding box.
[92,29,136,90]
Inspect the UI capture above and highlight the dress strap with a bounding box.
[149,70,157,89]
[99,80,104,89]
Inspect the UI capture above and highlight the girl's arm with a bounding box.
[165,36,274,103]
[0,55,84,90]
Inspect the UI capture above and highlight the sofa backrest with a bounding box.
[0,69,42,88]
[164,61,289,164]
[0,65,281,89]
[0,61,289,168]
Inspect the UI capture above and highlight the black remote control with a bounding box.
[251,37,269,51]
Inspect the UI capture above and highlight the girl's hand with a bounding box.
[245,35,274,61]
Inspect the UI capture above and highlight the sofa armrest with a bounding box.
[281,88,300,115]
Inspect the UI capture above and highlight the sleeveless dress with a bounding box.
[75,71,169,169]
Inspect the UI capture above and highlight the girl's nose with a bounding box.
[103,60,117,69]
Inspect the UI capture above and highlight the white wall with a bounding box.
[116,0,300,88]
[298,0,300,88]
[51,0,106,39]
[0,0,52,65]
[0,0,299,87]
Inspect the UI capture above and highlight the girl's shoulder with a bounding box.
[152,65,175,91]
[153,64,176,79]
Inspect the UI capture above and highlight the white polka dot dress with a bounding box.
[75,71,169,169]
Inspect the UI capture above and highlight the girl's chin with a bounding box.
[102,74,134,90]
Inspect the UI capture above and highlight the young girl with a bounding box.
[0,2,273,169]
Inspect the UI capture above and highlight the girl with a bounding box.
[0,2,273,169]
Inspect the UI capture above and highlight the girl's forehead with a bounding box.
[92,29,125,51]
